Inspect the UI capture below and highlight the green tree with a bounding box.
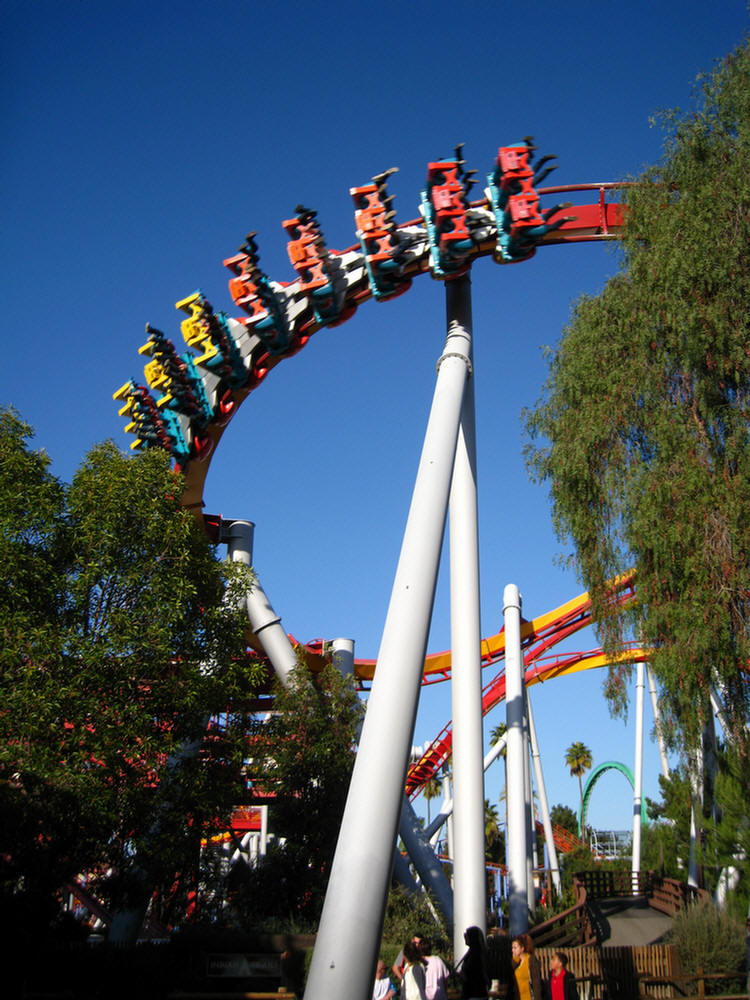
[484,798,505,866]
[423,774,442,826]
[550,803,579,836]
[564,742,592,835]
[238,662,363,925]
[525,43,750,761]
[0,411,259,942]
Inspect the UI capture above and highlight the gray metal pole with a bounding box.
[523,689,535,916]
[332,637,355,677]
[304,305,472,1000]
[504,584,528,934]
[399,797,454,925]
[527,695,562,895]
[447,276,486,957]
[647,666,670,780]
[223,519,297,686]
[631,661,644,885]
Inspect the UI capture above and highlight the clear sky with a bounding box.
[4,1,748,834]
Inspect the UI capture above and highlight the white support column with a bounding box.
[632,661,645,887]
[223,519,297,686]
[504,584,528,935]
[447,276,486,957]
[305,291,472,1000]
[527,695,561,895]
[523,689,535,915]
[646,666,670,780]
[687,747,703,889]
[332,638,355,677]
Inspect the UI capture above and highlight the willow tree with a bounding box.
[526,43,750,764]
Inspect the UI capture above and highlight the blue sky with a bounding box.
[4,1,748,833]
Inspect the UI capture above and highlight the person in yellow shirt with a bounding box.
[510,935,542,1000]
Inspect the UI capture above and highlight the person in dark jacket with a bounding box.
[547,952,578,1000]
[457,926,489,1000]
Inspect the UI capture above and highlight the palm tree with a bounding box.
[564,741,592,837]
[485,799,500,855]
[423,774,442,826]
[490,722,507,751]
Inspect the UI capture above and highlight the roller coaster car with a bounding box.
[421,155,476,278]
[224,245,294,355]
[225,255,272,325]
[139,327,215,427]
[113,380,192,464]
[176,293,248,389]
[282,210,332,296]
[351,180,411,300]
[488,142,555,263]
[426,161,473,248]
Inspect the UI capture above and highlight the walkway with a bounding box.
[593,897,674,946]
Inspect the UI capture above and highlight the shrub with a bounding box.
[666,899,745,995]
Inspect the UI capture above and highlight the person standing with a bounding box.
[457,926,489,1000]
[509,934,542,1000]
[402,939,427,1000]
[420,937,450,1000]
[393,935,423,987]
[548,952,578,1000]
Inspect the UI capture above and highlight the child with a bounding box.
[373,959,397,1000]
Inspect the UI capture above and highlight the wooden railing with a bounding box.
[574,868,654,899]
[526,878,597,948]
[648,874,710,915]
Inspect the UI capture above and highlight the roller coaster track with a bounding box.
[405,571,642,795]
[113,142,633,791]
[115,142,625,515]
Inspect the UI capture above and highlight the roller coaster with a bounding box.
[113,139,643,997]
[114,137,633,746]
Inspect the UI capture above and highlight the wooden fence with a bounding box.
[535,944,675,999]
[486,943,747,1000]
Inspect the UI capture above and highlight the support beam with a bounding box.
[527,695,561,895]
[304,294,472,1000]
[504,584,528,935]
[399,797,454,926]
[646,666,670,780]
[447,276,486,957]
[631,661,644,885]
[223,519,297,686]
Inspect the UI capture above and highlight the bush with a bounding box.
[666,899,746,996]
[379,884,450,968]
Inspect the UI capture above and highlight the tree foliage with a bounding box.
[236,662,362,925]
[525,42,750,759]
[550,803,578,835]
[0,410,261,936]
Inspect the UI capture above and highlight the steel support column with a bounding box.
[504,584,528,935]
[631,661,644,884]
[304,298,472,1000]
[223,519,297,686]
[447,276,486,957]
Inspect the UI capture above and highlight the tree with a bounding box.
[550,803,579,836]
[564,742,592,835]
[484,798,505,866]
[237,662,363,925]
[490,723,507,751]
[0,411,260,942]
[423,774,442,826]
[525,42,750,763]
